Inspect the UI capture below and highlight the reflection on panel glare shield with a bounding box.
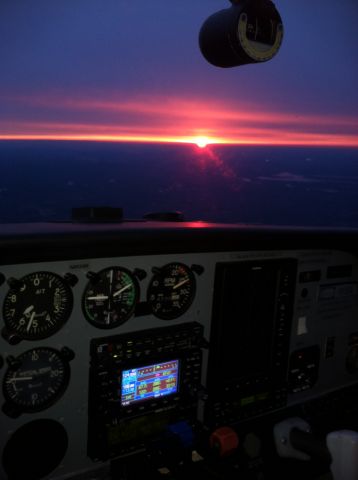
[121,360,179,406]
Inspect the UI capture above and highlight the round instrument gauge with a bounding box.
[3,272,73,341]
[147,262,196,320]
[82,267,139,328]
[3,347,71,415]
[3,419,68,479]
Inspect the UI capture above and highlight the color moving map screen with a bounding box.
[121,359,179,406]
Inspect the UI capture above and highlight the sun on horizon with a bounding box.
[194,136,211,148]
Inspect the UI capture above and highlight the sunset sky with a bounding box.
[0,0,357,147]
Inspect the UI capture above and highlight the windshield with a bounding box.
[0,0,357,226]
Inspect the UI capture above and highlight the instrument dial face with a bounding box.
[3,272,73,340]
[147,263,196,320]
[82,267,139,328]
[3,348,70,413]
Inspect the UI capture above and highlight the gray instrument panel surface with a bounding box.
[0,248,357,479]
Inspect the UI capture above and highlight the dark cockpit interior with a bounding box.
[1,222,358,480]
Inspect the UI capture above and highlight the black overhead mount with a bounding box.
[199,0,284,68]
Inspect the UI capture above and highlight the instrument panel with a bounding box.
[0,225,358,480]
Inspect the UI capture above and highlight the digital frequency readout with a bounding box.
[121,360,179,406]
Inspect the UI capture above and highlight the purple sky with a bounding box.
[0,0,357,146]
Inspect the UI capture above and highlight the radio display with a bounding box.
[121,359,179,406]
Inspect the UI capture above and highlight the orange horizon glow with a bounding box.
[1,93,358,148]
[1,133,358,148]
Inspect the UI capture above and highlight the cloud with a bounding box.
[0,93,357,147]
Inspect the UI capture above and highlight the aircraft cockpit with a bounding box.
[0,1,358,479]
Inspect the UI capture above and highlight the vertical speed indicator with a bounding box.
[147,263,196,319]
